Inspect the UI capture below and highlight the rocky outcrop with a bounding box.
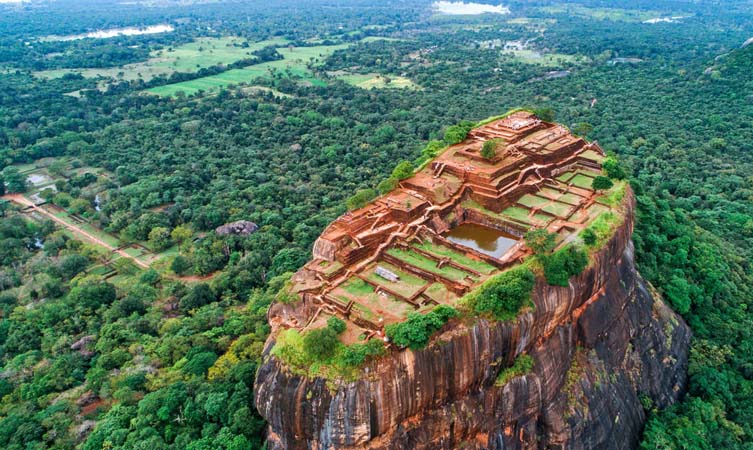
[215,220,258,236]
[254,193,690,450]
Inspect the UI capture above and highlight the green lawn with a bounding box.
[556,171,576,183]
[386,247,474,282]
[517,194,549,208]
[542,201,573,217]
[501,206,551,226]
[503,49,586,67]
[337,73,418,90]
[47,207,122,248]
[363,262,427,299]
[570,174,596,189]
[412,241,496,275]
[341,278,375,297]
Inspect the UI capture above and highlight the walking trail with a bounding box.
[3,193,149,269]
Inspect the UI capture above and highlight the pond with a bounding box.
[444,223,518,260]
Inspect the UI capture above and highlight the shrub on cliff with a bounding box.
[303,316,347,360]
[495,354,534,386]
[541,245,589,287]
[386,305,458,349]
[443,121,475,145]
[339,339,385,367]
[346,188,377,211]
[592,175,614,191]
[303,327,339,360]
[466,266,535,321]
[525,228,557,255]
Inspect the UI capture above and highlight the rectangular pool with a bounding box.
[444,223,518,260]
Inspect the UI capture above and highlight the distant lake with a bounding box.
[44,24,174,42]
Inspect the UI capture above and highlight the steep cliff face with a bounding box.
[254,195,690,450]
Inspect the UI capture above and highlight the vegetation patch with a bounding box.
[337,73,418,90]
[413,241,496,275]
[385,305,458,349]
[495,354,535,386]
[461,265,535,321]
[272,316,386,380]
[147,42,353,96]
[35,37,288,82]
[386,247,474,282]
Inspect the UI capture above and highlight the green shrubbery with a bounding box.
[385,305,458,349]
[464,266,535,321]
[495,354,535,386]
[480,138,504,159]
[443,120,475,145]
[541,245,589,287]
[273,314,385,377]
[340,339,385,367]
[525,229,589,287]
[592,175,614,191]
[602,156,627,180]
[302,316,347,360]
[377,160,416,194]
[346,188,378,211]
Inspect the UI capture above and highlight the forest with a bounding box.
[1,0,753,448]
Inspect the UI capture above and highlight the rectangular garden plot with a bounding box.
[362,262,428,299]
[412,241,497,275]
[386,247,477,282]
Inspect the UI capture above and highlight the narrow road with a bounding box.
[3,194,149,269]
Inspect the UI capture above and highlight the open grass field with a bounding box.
[147,42,350,96]
[337,73,418,90]
[503,49,586,67]
[34,37,288,82]
[45,206,122,248]
[539,5,672,22]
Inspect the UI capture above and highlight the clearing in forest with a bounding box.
[33,37,288,82]
[146,42,354,96]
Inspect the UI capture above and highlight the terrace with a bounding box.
[283,111,616,344]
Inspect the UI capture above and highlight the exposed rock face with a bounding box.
[215,220,259,236]
[254,194,690,450]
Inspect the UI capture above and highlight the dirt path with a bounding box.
[3,194,150,269]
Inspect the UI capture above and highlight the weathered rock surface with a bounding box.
[254,196,690,449]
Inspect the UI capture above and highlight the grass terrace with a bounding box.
[362,262,427,299]
[412,241,497,275]
[423,282,457,304]
[386,247,477,282]
[501,206,552,226]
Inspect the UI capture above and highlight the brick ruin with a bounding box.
[282,112,611,343]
